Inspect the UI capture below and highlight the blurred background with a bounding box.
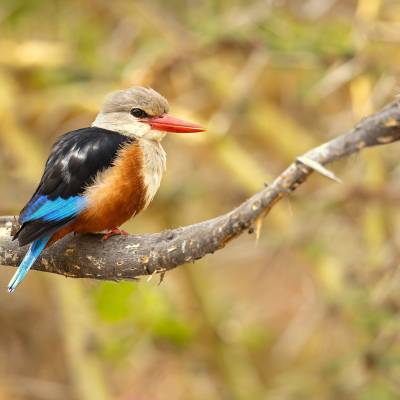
[1,0,400,399]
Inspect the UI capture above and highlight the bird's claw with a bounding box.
[102,228,129,241]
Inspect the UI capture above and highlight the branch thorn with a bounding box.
[296,156,342,184]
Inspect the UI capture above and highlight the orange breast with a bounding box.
[74,141,146,233]
[48,141,146,247]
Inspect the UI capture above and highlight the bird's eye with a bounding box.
[130,108,148,118]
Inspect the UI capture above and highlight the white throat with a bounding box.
[140,139,166,209]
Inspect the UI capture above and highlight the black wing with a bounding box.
[15,127,133,246]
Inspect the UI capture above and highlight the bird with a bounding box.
[9,87,205,292]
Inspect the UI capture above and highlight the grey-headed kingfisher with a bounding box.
[9,87,205,292]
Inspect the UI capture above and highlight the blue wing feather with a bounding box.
[8,195,87,292]
[20,195,87,223]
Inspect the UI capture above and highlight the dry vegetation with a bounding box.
[1,0,400,399]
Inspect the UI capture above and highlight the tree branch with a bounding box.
[1,100,400,281]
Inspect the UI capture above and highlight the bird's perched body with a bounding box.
[9,87,204,292]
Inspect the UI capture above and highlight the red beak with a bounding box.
[143,114,205,133]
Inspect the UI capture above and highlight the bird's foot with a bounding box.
[102,228,129,241]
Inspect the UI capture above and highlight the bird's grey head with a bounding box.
[92,87,204,141]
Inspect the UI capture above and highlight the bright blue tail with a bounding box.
[8,235,51,293]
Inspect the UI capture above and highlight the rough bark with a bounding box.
[1,100,400,281]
